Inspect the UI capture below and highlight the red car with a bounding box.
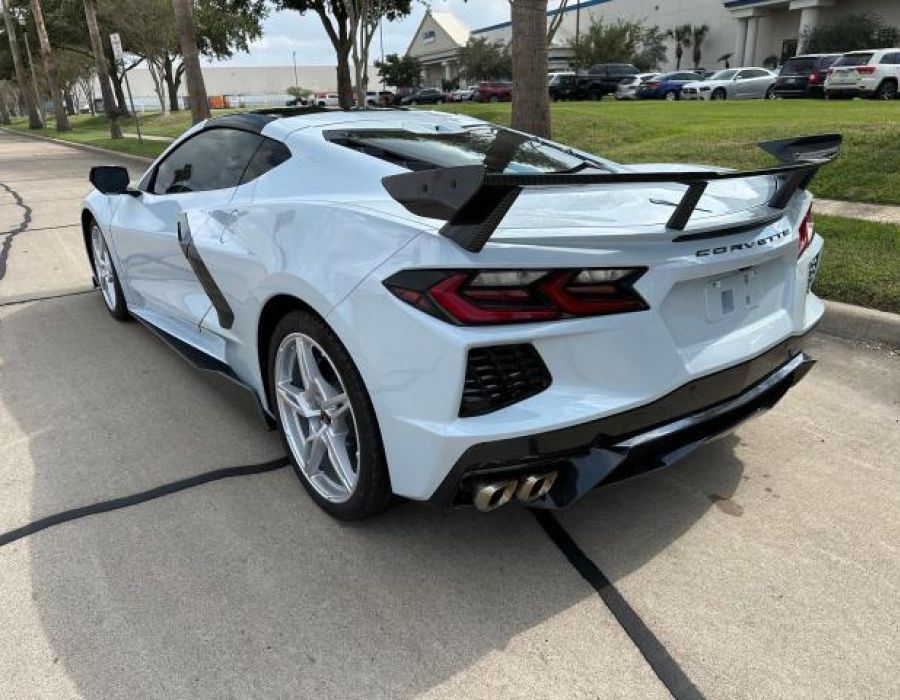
[473,81,512,103]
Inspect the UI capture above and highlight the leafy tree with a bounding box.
[347,0,411,107]
[374,52,420,88]
[29,0,69,129]
[691,23,709,70]
[286,85,312,97]
[802,12,899,53]
[666,24,691,70]
[571,18,667,72]
[1,0,42,128]
[458,36,511,82]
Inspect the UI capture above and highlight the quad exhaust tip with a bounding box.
[472,470,558,512]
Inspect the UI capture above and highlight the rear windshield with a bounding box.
[328,126,607,175]
[781,57,818,75]
[834,53,872,67]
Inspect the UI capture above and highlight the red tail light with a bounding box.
[809,72,820,84]
[646,81,660,89]
[384,268,649,325]
[856,65,877,75]
[798,205,814,257]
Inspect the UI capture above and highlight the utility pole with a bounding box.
[30,0,70,131]
[0,0,42,128]
[575,0,581,69]
[292,50,298,91]
[82,0,121,138]
[172,0,210,123]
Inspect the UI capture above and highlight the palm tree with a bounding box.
[29,0,70,131]
[691,24,710,70]
[172,0,210,123]
[666,24,692,70]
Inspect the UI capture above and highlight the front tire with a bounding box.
[267,310,391,520]
[712,88,726,101]
[89,220,128,320]
[664,90,679,101]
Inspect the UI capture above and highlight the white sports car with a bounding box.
[82,107,839,519]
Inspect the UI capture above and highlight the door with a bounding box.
[111,127,263,325]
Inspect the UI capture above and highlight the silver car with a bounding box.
[615,72,659,100]
[681,68,778,100]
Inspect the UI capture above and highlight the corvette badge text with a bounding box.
[696,228,792,257]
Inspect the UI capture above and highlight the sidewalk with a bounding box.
[122,132,172,143]
[816,199,900,225]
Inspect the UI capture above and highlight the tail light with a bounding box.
[856,65,877,75]
[384,268,649,325]
[798,204,814,257]
[809,72,820,84]
[646,81,660,89]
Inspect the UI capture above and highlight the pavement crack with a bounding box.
[533,510,706,700]
[0,457,289,547]
[0,181,33,282]
[0,288,96,308]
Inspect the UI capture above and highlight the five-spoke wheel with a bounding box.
[89,220,128,320]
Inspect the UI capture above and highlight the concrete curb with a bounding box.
[822,300,900,347]
[0,127,154,168]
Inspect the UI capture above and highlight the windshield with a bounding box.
[334,126,606,174]
[834,53,872,67]
[709,70,738,81]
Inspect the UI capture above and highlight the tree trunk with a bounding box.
[172,0,209,123]
[510,0,551,138]
[82,0,121,138]
[1,0,43,129]
[336,46,353,109]
[63,87,76,115]
[107,63,129,115]
[162,56,180,111]
[30,0,70,131]
[0,94,10,125]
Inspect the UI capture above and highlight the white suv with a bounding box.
[825,48,900,100]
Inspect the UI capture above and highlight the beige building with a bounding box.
[408,0,900,78]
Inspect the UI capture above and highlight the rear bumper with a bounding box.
[429,328,815,510]
[825,87,875,98]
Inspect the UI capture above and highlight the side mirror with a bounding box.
[89,165,131,195]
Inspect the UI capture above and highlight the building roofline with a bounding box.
[471,0,612,35]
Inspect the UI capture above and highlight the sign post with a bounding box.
[110,33,142,144]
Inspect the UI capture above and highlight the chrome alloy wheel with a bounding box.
[275,332,360,503]
[91,224,117,311]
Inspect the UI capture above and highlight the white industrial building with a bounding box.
[407,0,900,86]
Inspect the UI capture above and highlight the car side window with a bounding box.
[152,128,263,195]
[240,138,291,185]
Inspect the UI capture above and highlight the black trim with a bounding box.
[176,213,234,329]
[134,314,276,430]
[430,328,816,509]
[204,112,278,133]
[381,134,842,252]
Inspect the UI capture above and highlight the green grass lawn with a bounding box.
[4,102,898,314]
[814,215,900,315]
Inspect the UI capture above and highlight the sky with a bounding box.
[203,1,524,67]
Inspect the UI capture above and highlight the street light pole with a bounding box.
[292,50,298,91]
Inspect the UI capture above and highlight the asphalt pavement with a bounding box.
[1,129,898,700]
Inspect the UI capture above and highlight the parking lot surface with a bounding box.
[1,129,898,699]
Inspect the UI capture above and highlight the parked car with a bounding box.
[400,88,446,106]
[473,81,513,103]
[636,71,700,100]
[82,109,837,519]
[548,72,579,100]
[774,54,841,98]
[313,93,340,107]
[825,48,900,100]
[449,87,475,102]
[392,87,415,105]
[680,68,777,100]
[614,73,660,100]
[573,63,640,100]
[285,96,310,107]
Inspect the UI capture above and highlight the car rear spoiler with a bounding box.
[381,133,842,252]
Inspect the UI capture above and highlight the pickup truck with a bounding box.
[549,63,640,101]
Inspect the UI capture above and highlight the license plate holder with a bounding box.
[705,268,758,322]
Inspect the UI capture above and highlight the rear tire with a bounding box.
[489,95,498,103]
[267,310,391,521]
[875,80,898,100]
[765,86,776,100]
[88,220,128,321]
